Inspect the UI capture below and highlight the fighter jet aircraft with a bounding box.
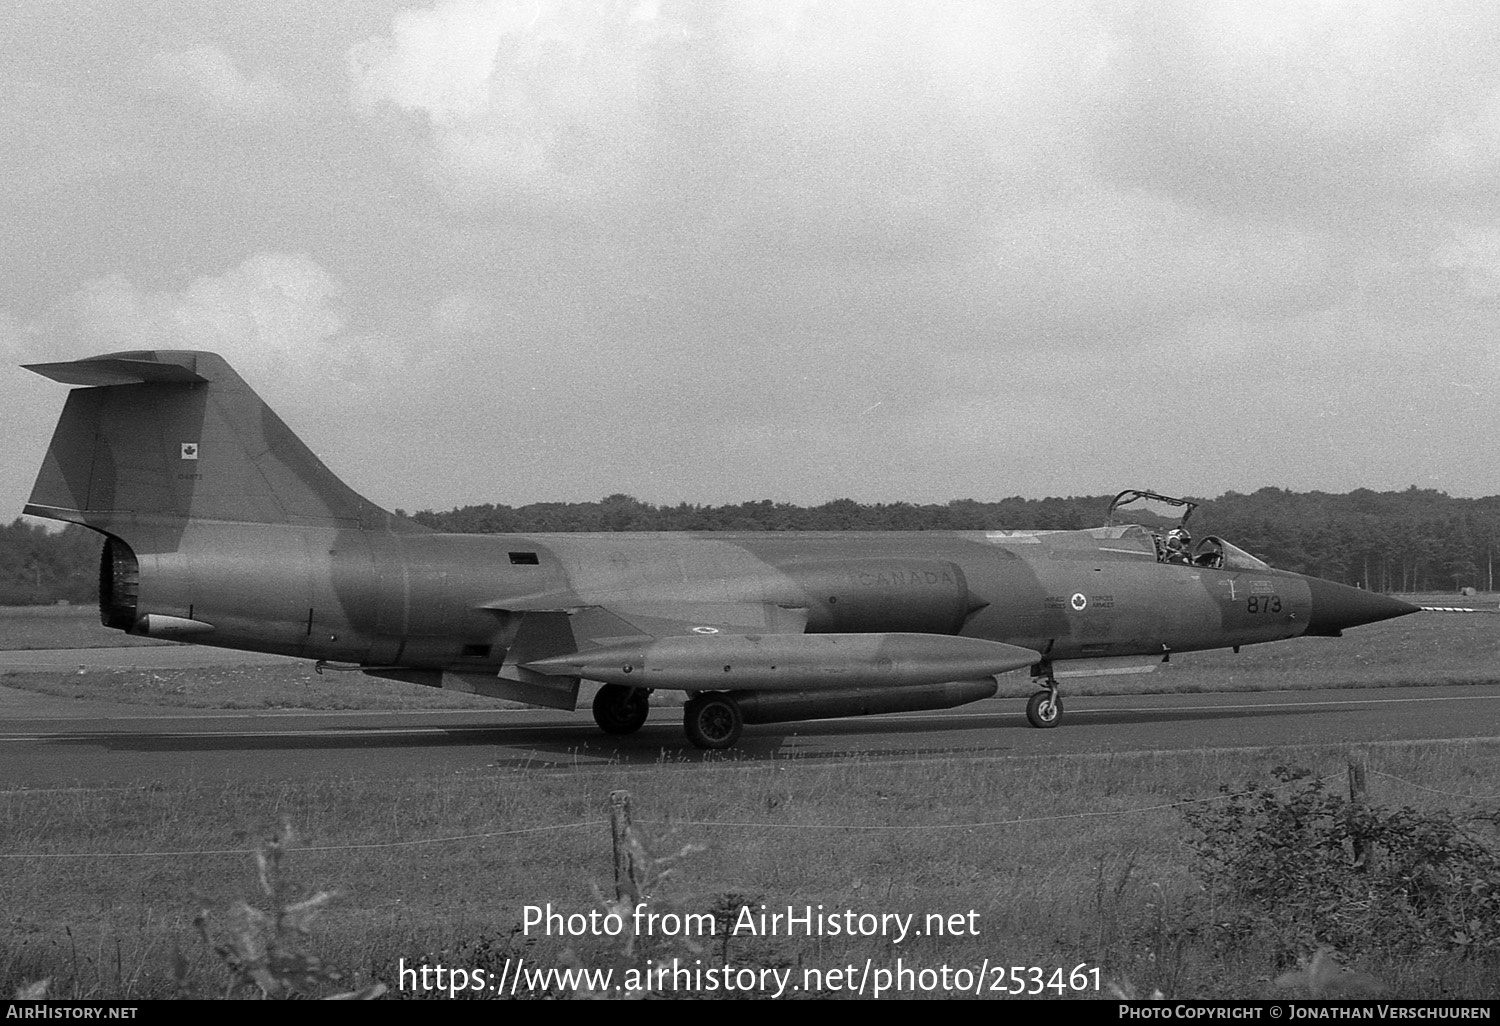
[22,351,1418,749]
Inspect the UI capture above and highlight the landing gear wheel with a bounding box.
[1026,690,1063,728]
[683,693,743,750]
[592,684,650,735]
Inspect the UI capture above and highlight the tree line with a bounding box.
[6,485,1498,605]
[0,519,99,606]
[407,485,1500,593]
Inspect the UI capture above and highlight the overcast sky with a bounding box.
[5,1,1500,523]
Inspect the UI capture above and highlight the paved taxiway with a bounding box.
[2,646,1497,785]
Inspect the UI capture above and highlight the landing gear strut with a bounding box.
[592,684,651,735]
[683,692,743,750]
[1026,671,1063,728]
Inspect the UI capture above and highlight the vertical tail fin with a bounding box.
[24,350,413,536]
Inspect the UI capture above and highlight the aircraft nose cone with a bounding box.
[1303,577,1420,636]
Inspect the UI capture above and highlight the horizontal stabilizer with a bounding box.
[25,356,207,386]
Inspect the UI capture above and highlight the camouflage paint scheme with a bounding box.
[23,351,1418,748]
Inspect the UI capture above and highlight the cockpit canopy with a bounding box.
[1106,489,1197,530]
[1108,490,1270,571]
[1183,536,1269,571]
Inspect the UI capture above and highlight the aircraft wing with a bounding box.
[477,591,1038,696]
[474,598,806,694]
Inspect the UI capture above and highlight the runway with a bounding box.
[3,668,1497,786]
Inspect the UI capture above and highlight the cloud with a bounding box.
[349,0,673,211]
[345,1,1500,234]
[14,2,1500,514]
[341,0,1499,335]
[145,44,291,119]
[1094,0,1500,207]
[28,253,395,394]
[431,290,496,335]
[345,0,1108,239]
[0,308,24,363]
[1414,88,1500,194]
[985,190,1341,335]
[1433,229,1500,297]
[348,0,533,124]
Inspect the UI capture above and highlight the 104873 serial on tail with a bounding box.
[23,351,1418,749]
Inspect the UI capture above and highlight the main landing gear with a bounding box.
[591,684,744,750]
[683,692,743,750]
[1026,670,1063,728]
[591,684,651,735]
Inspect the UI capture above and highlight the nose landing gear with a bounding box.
[1025,671,1063,728]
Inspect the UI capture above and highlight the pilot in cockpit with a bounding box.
[1164,528,1192,564]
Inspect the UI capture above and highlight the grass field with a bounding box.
[2,597,1498,1000]
[0,605,167,651]
[3,743,1497,1000]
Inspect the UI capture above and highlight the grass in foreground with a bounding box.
[2,742,1497,999]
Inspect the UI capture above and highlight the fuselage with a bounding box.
[103,519,1378,673]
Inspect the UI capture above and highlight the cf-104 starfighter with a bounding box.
[22,351,1418,749]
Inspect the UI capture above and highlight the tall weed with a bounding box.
[1183,766,1500,971]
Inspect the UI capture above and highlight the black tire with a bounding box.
[1026,690,1063,728]
[683,693,743,750]
[592,684,650,735]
